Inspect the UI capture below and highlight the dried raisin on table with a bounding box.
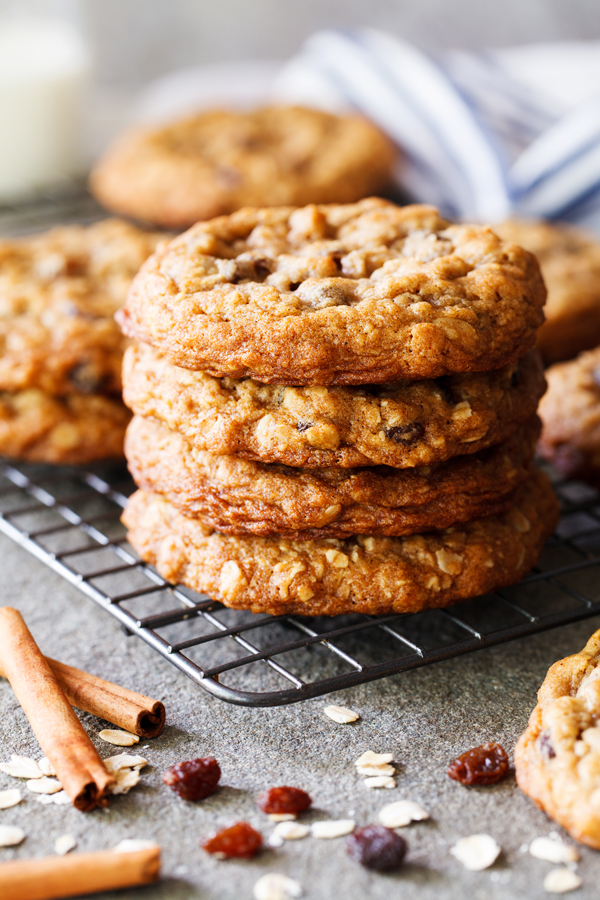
[163,756,221,800]
[447,742,509,785]
[201,821,263,858]
[347,825,407,871]
[257,786,312,815]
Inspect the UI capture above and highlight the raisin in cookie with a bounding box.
[0,389,130,464]
[90,106,395,229]
[538,346,600,484]
[125,414,539,539]
[495,218,600,363]
[117,200,546,385]
[122,469,558,617]
[515,629,600,849]
[0,219,163,396]
[123,343,545,469]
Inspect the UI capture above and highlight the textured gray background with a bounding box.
[1,529,600,899]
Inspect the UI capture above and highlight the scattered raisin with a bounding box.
[346,825,407,871]
[201,821,263,858]
[163,756,221,800]
[383,423,425,445]
[257,786,312,815]
[447,742,509,785]
[538,730,556,760]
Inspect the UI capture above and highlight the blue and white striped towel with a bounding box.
[271,29,600,229]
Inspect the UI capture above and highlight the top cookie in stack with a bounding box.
[119,198,558,617]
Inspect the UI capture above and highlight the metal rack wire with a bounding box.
[1,459,600,706]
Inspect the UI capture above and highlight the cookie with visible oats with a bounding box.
[122,469,557,617]
[125,414,539,539]
[89,106,395,229]
[515,629,600,849]
[0,219,162,396]
[123,343,545,469]
[538,346,600,485]
[117,200,546,385]
[495,218,600,363]
[0,389,130,464]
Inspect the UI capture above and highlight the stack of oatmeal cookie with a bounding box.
[0,219,162,464]
[118,198,559,617]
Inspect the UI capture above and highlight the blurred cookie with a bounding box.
[0,219,163,395]
[90,106,395,229]
[125,415,539,539]
[122,469,558,617]
[538,346,600,484]
[495,218,600,363]
[515,629,600,849]
[117,199,546,385]
[0,389,130,464]
[123,342,545,469]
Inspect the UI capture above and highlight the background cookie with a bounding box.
[89,106,396,228]
[0,219,163,396]
[125,414,539,539]
[495,218,600,364]
[117,199,546,384]
[122,470,558,617]
[123,343,545,468]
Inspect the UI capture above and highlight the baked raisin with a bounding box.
[447,742,509,785]
[384,423,425,445]
[538,730,556,760]
[347,825,407,871]
[257,786,312,815]
[201,821,263,858]
[162,756,221,800]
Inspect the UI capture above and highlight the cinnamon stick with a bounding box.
[45,659,165,738]
[0,607,113,811]
[0,846,160,900]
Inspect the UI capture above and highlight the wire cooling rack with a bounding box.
[1,459,600,707]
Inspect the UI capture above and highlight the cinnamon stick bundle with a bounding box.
[0,607,113,811]
[0,846,160,900]
[45,658,165,738]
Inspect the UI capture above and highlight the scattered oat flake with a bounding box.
[378,800,430,828]
[0,756,43,779]
[26,777,62,795]
[364,775,396,789]
[450,834,501,871]
[323,706,360,724]
[114,839,159,853]
[268,813,297,822]
[54,834,76,855]
[356,764,396,777]
[253,873,303,900]
[267,833,285,848]
[109,769,140,795]
[38,757,56,777]
[311,819,356,839]
[98,730,139,747]
[354,751,393,768]
[103,754,148,774]
[544,868,583,894]
[0,825,25,846]
[0,789,22,809]
[35,790,70,805]
[530,837,579,865]
[272,821,310,841]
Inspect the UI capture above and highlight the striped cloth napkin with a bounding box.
[272,29,600,230]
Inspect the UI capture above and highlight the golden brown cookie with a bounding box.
[125,414,539,539]
[122,469,558,617]
[538,346,600,484]
[0,219,163,396]
[515,630,600,849]
[89,106,395,229]
[495,218,600,364]
[123,343,545,469]
[117,200,546,385]
[0,389,130,464]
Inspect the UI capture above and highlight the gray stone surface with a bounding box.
[1,527,600,899]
